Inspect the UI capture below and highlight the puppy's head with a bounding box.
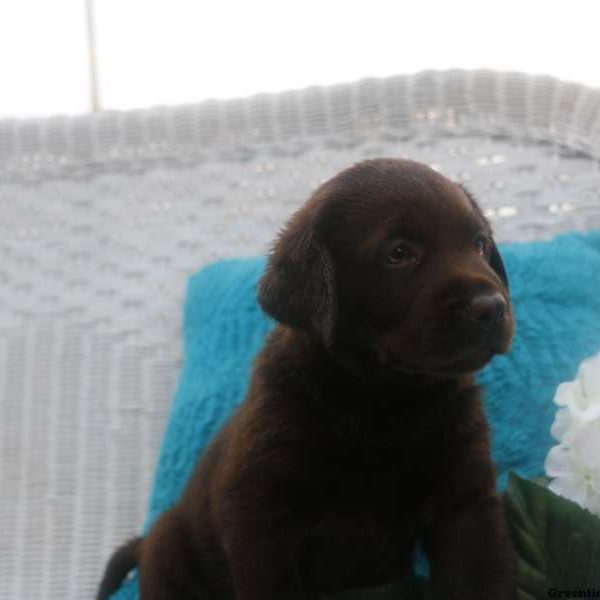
[258,158,514,377]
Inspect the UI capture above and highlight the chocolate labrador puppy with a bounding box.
[98,158,516,600]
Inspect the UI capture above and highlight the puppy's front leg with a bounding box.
[424,446,516,599]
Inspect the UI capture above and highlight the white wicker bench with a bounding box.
[1,69,600,600]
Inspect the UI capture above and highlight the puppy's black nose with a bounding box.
[465,292,506,329]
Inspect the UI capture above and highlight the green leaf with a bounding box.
[530,475,551,488]
[504,472,600,599]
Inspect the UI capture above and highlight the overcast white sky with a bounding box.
[0,0,599,118]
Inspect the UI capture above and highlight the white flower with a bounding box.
[545,351,600,516]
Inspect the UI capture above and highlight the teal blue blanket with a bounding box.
[113,230,600,599]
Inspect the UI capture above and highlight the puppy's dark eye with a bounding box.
[388,243,418,265]
[474,234,488,255]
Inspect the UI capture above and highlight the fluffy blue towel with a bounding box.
[113,230,600,599]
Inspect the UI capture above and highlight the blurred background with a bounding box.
[1,0,599,119]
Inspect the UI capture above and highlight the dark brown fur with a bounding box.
[98,158,516,599]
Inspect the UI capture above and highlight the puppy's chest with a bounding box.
[311,440,441,516]
[330,405,446,450]
[302,390,457,516]
[316,397,450,473]
[306,409,447,516]
[306,505,415,591]
[304,452,429,591]
[299,409,448,590]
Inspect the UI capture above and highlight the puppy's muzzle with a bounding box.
[458,290,511,355]
[464,291,506,330]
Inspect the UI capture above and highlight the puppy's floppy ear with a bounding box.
[488,241,509,290]
[459,184,509,290]
[258,206,337,346]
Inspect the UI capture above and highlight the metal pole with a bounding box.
[85,0,100,111]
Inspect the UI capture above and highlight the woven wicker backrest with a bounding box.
[1,70,599,600]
